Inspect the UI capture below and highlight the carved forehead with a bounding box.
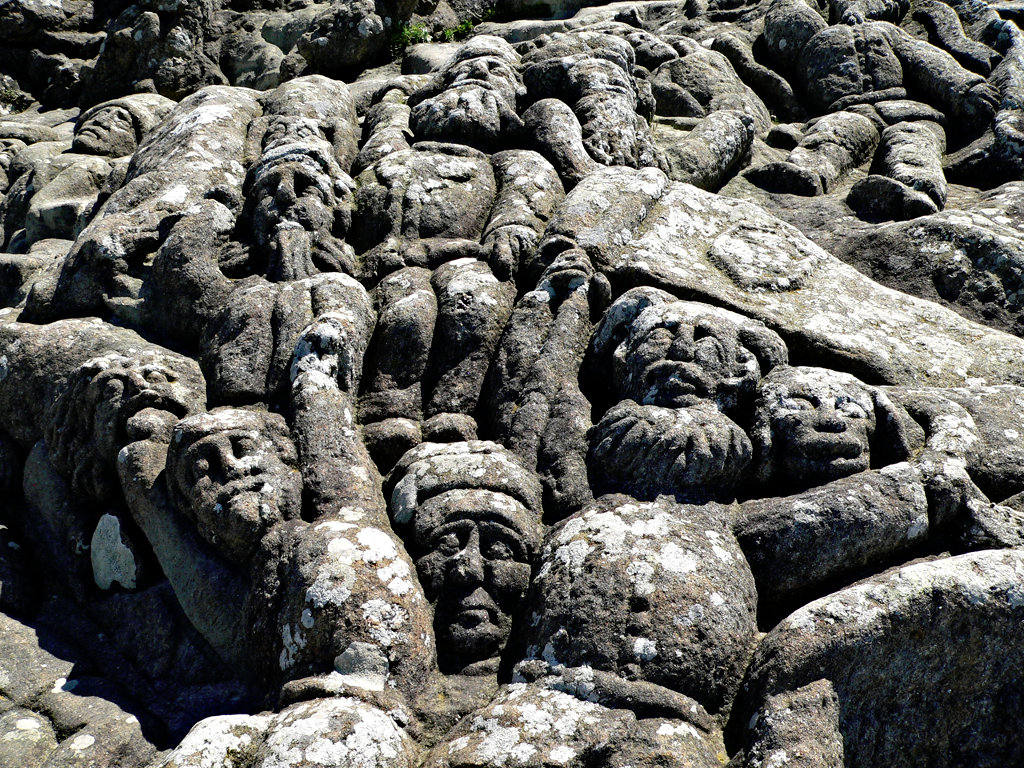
[80,350,179,377]
[413,489,540,553]
[758,366,875,411]
[444,36,521,70]
[71,349,204,406]
[389,441,543,530]
[248,141,346,194]
[79,104,133,127]
[626,301,749,344]
[171,408,294,457]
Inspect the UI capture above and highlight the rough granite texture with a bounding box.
[1,0,1024,765]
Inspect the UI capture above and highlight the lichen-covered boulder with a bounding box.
[541,166,1024,388]
[154,696,418,768]
[733,549,1024,767]
[422,681,727,768]
[523,494,757,714]
[296,0,419,77]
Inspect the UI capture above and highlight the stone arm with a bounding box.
[289,308,386,522]
[241,314,438,695]
[736,463,932,618]
[117,437,249,669]
[738,388,1021,619]
[514,659,717,727]
[352,97,413,177]
[484,249,609,518]
[887,387,1024,547]
[144,199,236,346]
[886,24,1000,127]
[359,267,437,468]
[483,150,565,282]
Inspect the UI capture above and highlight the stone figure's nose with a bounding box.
[668,332,695,361]
[451,529,485,586]
[813,411,847,433]
[216,440,253,478]
[275,177,296,207]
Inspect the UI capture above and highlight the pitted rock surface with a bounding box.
[1,0,1024,765]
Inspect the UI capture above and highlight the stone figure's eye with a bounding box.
[485,541,513,561]
[192,457,210,481]
[295,176,323,201]
[438,533,460,557]
[781,396,815,411]
[229,435,257,460]
[838,400,868,419]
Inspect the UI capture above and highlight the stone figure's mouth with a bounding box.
[796,433,865,460]
[456,608,494,629]
[449,78,503,92]
[127,389,190,420]
[643,361,711,404]
[453,590,500,629]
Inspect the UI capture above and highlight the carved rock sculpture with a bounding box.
[1,4,1024,767]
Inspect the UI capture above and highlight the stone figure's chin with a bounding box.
[72,133,104,154]
[790,452,869,484]
[213,478,278,523]
[443,619,506,662]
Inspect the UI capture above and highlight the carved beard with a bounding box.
[266,222,355,281]
[434,588,511,671]
[268,223,314,282]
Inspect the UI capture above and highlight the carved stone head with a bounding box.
[245,128,355,281]
[73,105,137,157]
[389,441,542,672]
[752,366,877,488]
[167,408,302,564]
[45,349,205,501]
[410,36,526,150]
[71,94,176,158]
[595,288,787,415]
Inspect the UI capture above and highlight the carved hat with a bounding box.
[387,440,544,555]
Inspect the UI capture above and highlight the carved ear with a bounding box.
[871,388,925,466]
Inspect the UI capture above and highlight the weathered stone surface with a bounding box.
[523,494,757,714]
[734,550,1024,767]
[154,697,417,768]
[1,4,1024,765]
[422,680,726,768]
[0,611,158,768]
[543,166,1024,388]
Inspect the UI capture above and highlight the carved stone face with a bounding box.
[757,367,876,485]
[617,305,761,411]
[45,350,205,501]
[441,54,522,112]
[412,40,524,149]
[72,105,138,157]
[413,489,534,669]
[168,410,302,564]
[249,154,353,280]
